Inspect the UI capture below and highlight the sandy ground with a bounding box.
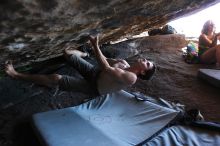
[0,38,220,146]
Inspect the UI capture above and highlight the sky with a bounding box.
[168,2,220,37]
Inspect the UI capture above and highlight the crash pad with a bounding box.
[146,125,220,146]
[31,90,179,146]
[198,69,220,88]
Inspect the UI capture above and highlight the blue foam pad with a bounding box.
[198,69,220,88]
[32,90,179,146]
[146,125,220,146]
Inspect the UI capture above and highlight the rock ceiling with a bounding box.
[0,0,220,72]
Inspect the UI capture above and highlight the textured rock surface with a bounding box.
[0,0,220,71]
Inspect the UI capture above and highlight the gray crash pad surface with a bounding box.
[146,125,220,146]
[32,90,179,146]
[198,69,220,88]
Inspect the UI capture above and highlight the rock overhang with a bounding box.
[0,0,220,71]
